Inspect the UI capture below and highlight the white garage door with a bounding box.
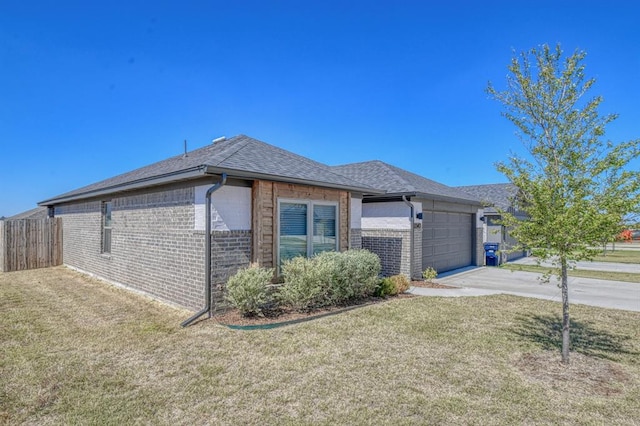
[422,210,472,273]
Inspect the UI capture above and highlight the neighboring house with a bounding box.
[38,135,379,312]
[457,183,528,262]
[1,206,61,272]
[5,206,50,220]
[333,161,483,278]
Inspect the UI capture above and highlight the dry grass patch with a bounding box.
[516,352,631,397]
[2,267,639,425]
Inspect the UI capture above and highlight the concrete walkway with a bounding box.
[408,265,640,312]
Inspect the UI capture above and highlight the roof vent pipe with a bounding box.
[181,173,228,327]
[212,136,226,144]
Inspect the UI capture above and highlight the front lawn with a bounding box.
[2,267,639,425]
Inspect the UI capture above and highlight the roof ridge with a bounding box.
[375,161,419,192]
[332,160,481,203]
[457,183,513,188]
[235,136,371,184]
[40,134,383,205]
[209,135,252,166]
[333,159,382,168]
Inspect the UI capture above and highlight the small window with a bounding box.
[102,201,112,253]
[279,202,308,261]
[278,200,338,265]
[312,204,337,255]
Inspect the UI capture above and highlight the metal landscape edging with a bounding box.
[217,303,373,330]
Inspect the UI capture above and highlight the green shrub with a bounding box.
[375,277,396,297]
[340,249,382,299]
[278,256,327,311]
[225,265,275,317]
[316,251,352,305]
[422,267,438,282]
[389,274,410,294]
[278,249,382,310]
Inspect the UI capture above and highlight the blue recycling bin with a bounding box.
[484,242,500,266]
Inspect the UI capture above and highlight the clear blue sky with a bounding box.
[1,1,639,217]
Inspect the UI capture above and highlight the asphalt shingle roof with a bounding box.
[41,135,378,204]
[5,207,48,220]
[456,183,518,209]
[332,160,481,204]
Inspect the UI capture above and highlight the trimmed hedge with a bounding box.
[226,250,383,316]
[279,249,381,311]
[277,256,327,311]
[224,265,275,316]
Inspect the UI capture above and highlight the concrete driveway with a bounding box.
[410,267,640,312]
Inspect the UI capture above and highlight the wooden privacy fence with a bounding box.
[0,218,62,272]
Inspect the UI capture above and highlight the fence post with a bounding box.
[0,218,63,272]
[0,220,5,272]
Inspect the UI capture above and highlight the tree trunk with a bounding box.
[560,257,570,364]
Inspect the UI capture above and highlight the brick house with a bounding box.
[39,134,488,316]
[39,135,378,314]
[457,183,529,262]
[332,161,483,278]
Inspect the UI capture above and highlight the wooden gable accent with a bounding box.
[251,180,350,268]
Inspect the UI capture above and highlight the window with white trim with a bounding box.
[102,201,113,253]
[278,200,338,264]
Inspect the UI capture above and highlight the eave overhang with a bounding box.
[39,165,383,206]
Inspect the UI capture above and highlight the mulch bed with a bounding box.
[410,280,457,289]
[214,294,416,327]
[213,281,456,327]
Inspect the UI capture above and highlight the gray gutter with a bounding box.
[364,191,482,206]
[38,166,211,206]
[181,173,227,327]
[401,195,416,279]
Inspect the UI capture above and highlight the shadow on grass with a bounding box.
[513,313,638,361]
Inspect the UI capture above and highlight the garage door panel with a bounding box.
[434,243,449,255]
[422,210,472,273]
[434,227,448,238]
[434,212,448,223]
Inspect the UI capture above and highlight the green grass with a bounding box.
[593,249,640,264]
[502,263,640,283]
[2,267,640,425]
